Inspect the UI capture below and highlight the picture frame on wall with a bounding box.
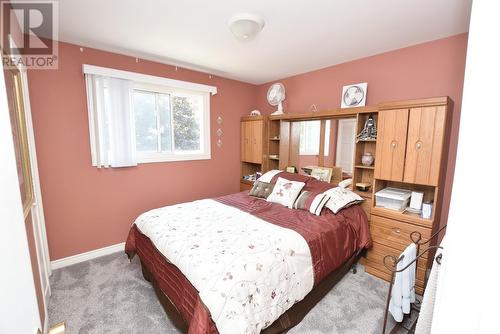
[6,67,34,218]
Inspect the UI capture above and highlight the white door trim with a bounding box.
[0,61,41,334]
[20,69,52,317]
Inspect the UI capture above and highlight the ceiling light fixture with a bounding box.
[228,13,265,41]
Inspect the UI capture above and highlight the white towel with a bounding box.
[415,238,445,334]
[389,243,417,322]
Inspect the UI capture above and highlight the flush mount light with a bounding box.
[228,13,265,41]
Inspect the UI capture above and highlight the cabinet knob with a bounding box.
[390,141,397,149]
[416,141,423,150]
[392,228,401,234]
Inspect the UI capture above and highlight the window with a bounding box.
[84,65,215,167]
[299,120,330,155]
[133,83,209,163]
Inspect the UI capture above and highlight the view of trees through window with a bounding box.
[133,90,201,153]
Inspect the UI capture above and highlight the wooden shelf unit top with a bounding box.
[371,206,433,228]
[355,165,375,170]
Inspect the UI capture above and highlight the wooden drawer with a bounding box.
[366,241,428,283]
[360,198,372,221]
[370,214,431,258]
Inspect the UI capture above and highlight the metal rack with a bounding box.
[381,224,447,334]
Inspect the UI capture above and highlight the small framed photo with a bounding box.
[286,166,297,173]
[341,82,367,108]
[310,167,333,183]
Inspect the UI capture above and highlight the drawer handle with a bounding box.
[416,140,423,150]
[390,140,397,149]
[392,228,401,234]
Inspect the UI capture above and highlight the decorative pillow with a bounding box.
[308,192,331,216]
[324,187,364,214]
[266,177,305,208]
[270,171,312,185]
[338,178,353,189]
[292,190,329,216]
[257,170,282,183]
[248,181,274,199]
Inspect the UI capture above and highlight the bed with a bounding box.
[125,173,371,334]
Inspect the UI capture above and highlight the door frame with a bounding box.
[20,68,52,331]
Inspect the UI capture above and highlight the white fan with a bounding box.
[267,83,285,115]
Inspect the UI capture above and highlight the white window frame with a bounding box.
[83,64,214,164]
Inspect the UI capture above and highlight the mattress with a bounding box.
[125,191,371,333]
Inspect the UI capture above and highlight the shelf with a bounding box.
[357,138,377,143]
[371,206,433,228]
[355,165,375,170]
[353,190,373,199]
[268,156,280,161]
[269,138,280,141]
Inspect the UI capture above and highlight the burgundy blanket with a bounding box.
[125,191,371,333]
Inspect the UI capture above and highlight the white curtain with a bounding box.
[85,74,137,168]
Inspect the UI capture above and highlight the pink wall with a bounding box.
[28,34,467,260]
[256,33,468,231]
[28,42,256,260]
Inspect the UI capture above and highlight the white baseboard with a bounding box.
[50,242,125,270]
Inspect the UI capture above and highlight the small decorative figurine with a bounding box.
[356,114,377,142]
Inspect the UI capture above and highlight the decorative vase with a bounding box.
[361,152,374,166]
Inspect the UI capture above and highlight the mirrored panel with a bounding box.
[289,117,356,182]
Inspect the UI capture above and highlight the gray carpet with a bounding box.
[49,252,407,334]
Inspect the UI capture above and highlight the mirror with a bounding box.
[290,118,357,181]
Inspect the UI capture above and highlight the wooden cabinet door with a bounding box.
[374,109,409,181]
[241,121,246,161]
[403,106,446,186]
[251,120,263,163]
[241,120,262,163]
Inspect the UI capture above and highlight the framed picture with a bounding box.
[286,166,297,173]
[6,67,34,218]
[341,82,367,108]
[310,167,333,183]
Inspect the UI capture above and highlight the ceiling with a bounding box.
[53,0,472,84]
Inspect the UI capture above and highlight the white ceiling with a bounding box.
[54,0,472,84]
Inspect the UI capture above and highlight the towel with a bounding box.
[389,243,417,322]
[415,238,445,334]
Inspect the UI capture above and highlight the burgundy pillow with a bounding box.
[270,171,312,185]
[303,178,335,193]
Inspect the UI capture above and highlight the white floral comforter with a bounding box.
[134,199,314,334]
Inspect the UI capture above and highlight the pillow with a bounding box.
[257,170,282,183]
[248,181,274,199]
[338,178,353,189]
[308,192,331,216]
[270,171,312,185]
[303,178,335,193]
[292,190,329,216]
[266,177,305,208]
[324,187,364,214]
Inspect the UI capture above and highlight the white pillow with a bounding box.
[309,193,331,216]
[324,187,364,214]
[257,169,282,183]
[266,177,305,208]
[338,178,353,189]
